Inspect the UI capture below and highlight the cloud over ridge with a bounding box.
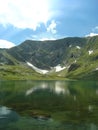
[0,39,15,48]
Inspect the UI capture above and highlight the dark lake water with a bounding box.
[0,80,98,130]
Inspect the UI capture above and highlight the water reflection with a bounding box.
[96,89,98,95]
[0,106,11,116]
[54,81,69,95]
[88,105,93,112]
[0,80,98,130]
[0,106,19,129]
[73,95,77,101]
[25,82,48,96]
[26,81,69,96]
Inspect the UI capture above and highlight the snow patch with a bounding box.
[74,60,77,63]
[54,64,66,72]
[27,62,67,74]
[27,62,49,74]
[76,46,81,49]
[69,45,72,48]
[88,50,93,55]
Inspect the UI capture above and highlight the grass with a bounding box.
[0,65,69,80]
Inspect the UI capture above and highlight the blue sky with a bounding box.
[0,0,98,48]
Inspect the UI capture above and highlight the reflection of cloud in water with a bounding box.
[0,106,11,116]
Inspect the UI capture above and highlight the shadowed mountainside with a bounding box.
[0,36,98,80]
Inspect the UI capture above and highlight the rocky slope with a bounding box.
[0,36,98,80]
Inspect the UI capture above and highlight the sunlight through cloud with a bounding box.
[0,0,51,30]
[47,20,57,34]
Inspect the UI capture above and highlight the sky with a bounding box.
[0,0,98,48]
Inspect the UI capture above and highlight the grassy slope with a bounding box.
[64,36,98,80]
[0,36,98,80]
[0,65,68,80]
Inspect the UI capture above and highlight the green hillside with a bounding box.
[0,36,98,80]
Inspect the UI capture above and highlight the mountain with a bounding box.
[0,36,98,80]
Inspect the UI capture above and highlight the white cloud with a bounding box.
[95,26,98,30]
[0,0,50,30]
[47,20,57,34]
[40,37,56,41]
[92,26,98,32]
[30,33,57,41]
[85,33,98,37]
[0,39,15,48]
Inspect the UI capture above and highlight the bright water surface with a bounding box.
[0,80,98,130]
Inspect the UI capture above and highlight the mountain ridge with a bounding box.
[0,36,98,80]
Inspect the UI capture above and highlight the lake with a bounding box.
[0,80,98,130]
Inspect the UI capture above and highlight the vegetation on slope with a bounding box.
[0,36,98,80]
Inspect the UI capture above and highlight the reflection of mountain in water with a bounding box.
[0,106,98,130]
[0,80,98,129]
[26,81,69,96]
